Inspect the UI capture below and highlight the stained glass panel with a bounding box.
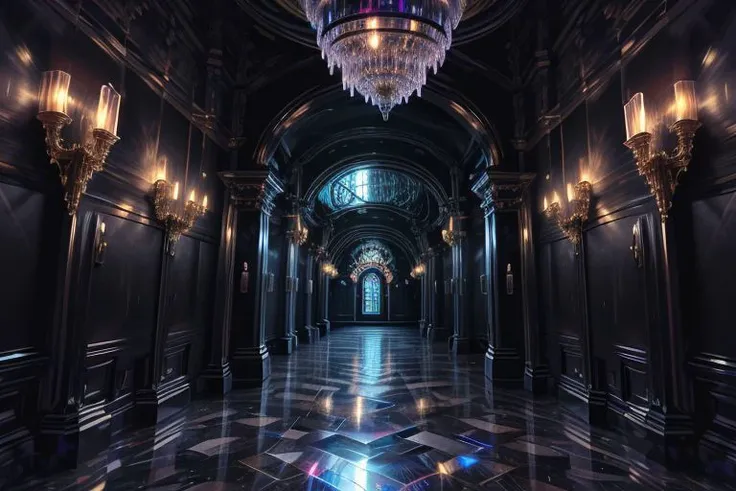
[362,273,381,315]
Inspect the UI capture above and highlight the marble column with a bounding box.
[220,170,284,388]
[472,170,538,389]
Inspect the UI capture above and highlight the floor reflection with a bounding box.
[14,327,735,490]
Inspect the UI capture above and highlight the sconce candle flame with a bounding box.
[37,70,121,215]
[623,80,701,221]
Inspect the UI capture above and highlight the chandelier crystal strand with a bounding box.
[302,0,466,121]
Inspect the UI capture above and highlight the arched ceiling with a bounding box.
[234,0,528,47]
[233,1,522,263]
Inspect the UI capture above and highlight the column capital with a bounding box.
[472,170,535,213]
[219,170,284,215]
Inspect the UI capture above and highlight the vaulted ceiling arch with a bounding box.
[253,83,502,173]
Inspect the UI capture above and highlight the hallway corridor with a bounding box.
[21,328,730,490]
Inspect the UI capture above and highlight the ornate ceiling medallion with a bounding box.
[301,0,466,121]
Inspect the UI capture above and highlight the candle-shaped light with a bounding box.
[202,195,208,209]
[99,221,106,234]
[38,70,71,114]
[566,183,575,202]
[189,189,196,203]
[543,196,548,211]
[155,166,167,182]
[552,191,560,205]
[95,84,121,135]
[624,92,647,140]
[674,80,698,122]
[172,182,180,200]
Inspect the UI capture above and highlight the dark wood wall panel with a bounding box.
[388,281,417,321]
[85,212,162,348]
[525,0,736,470]
[690,192,736,357]
[330,278,355,322]
[584,213,649,355]
[0,0,225,474]
[0,183,46,352]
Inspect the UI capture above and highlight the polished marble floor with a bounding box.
[17,327,734,490]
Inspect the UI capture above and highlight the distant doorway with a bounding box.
[356,269,387,321]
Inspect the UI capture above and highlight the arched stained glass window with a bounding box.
[362,273,381,315]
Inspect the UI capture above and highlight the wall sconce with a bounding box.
[441,216,465,247]
[410,262,426,279]
[542,180,592,250]
[37,71,121,215]
[151,175,207,256]
[287,214,309,245]
[322,262,338,278]
[623,81,700,221]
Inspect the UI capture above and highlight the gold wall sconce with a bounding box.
[37,70,121,215]
[542,181,592,250]
[623,81,700,221]
[287,214,309,245]
[322,262,339,278]
[152,172,207,256]
[410,263,426,279]
[441,216,465,247]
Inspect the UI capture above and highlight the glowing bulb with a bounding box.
[99,221,106,234]
[155,167,167,182]
[172,182,180,200]
[189,189,196,202]
[567,183,574,202]
[543,196,548,211]
[367,17,378,29]
[552,191,560,205]
[202,195,208,209]
[624,92,647,140]
[368,33,380,50]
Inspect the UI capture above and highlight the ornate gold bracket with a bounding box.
[543,181,592,251]
[285,214,309,245]
[38,111,119,215]
[624,119,700,222]
[152,179,206,256]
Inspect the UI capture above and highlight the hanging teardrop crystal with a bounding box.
[301,0,466,121]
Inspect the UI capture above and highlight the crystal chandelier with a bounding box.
[301,0,466,121]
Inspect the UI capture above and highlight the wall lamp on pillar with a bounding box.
[37,71,121,215]
[410,263,426,279]
[151,167,207,256]
[286,214,309,245]
[542,180,592,251]
[322,262,339,278]
[441,216,465,246]
[623,81,700,221]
